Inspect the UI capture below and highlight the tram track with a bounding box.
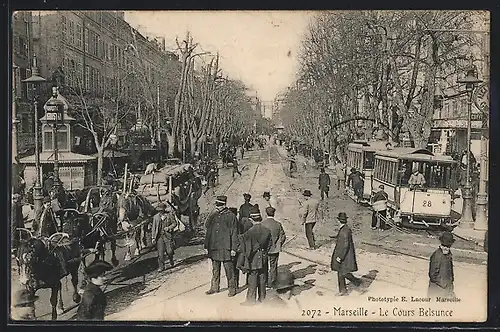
[106,149,268,316]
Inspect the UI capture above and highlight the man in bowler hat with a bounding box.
[151,202,179,272]
[331,212,363,296]
[299,189,319,249]
[76,260,113,320]
[239,193,253,221]
[204,195,238,297]
[262,206,286,288]
[428,231,455,298]
[240,206,272,305]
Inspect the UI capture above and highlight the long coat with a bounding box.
[204,208,238,261]
[239,202,254,221]
[261,217,286,254]
[319,173,331,190]
[76,282,106,320]
[331,224,358,275]
[239,223,272,271]
[427,248,455,298]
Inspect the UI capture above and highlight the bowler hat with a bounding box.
[243,193,252,200]
[265,206,276,216]
[274,268,295,291]
[13,289,39,307]
[228,207,238,216]
[84,260,113,279]
[351,168,357,173]
[42,197,51,204]
[439,232,455,247]
[262,191,271,198]
[337,212,348,222]
[302,190,312,197]
[215,195,227,205]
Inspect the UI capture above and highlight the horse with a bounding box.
[16,233,83,320]
[117,192,156,259]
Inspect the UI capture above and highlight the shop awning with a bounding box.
[19,151,97,164]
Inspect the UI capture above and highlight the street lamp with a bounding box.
[21,54,48,221]
[457,66,483,228]
[44,86,66,191]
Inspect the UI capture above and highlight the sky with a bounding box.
[124,11,315,102]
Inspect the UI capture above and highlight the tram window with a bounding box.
[390,161,397,183]
[364,152,374,169]
[399,161,412,186]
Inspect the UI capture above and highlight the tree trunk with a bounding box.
[96,146,104,186]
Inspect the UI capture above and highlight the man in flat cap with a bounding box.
[152,202,179,272]
[76,260,113,320]
[428,231,455,298]
[240,206,272,305]
[239,193,253,222]
[331,212,362,296]
[204,195,238,297]
[262,206,286,288]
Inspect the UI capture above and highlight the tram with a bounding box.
[371,147,459,228]
[346,140,388,204]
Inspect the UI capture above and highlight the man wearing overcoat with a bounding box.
[428,231,455,298]
[331,212,362,296]
[76,260,113,321]
[238,193,253,221]
[204,195,238,297]
[240,206,272,305]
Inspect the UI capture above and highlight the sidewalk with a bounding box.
[453,226,486,247]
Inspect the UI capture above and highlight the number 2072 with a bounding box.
[302,309,321,318]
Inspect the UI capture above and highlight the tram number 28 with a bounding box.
[422,200,432,208]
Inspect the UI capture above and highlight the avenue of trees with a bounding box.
[61,30,256,184]
[280,10,487,161]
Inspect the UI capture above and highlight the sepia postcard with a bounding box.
[10,10,489,323]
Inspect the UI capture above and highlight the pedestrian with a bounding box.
[204,196,238,297]
[151,202,179,272]
[347,168,364,203]
[371,184,388,230]
[330,212,363,296]
[76,260,113,321]
[240,206,272,305]
[232,157,242,178]
[428,231,455,298]
[240,145,245,160]
[335,159,346,192]
[11,288,38,320]
[318,168,331,200]
[234,207,254,289]
[239,193,253,221]
[262,206,286,288]
[299,189,319,249]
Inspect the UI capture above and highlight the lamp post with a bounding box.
[44,86,65,191]
[21,54,48,220]
[457,67,483,228]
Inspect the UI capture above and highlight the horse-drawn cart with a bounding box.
[137,163,202,231]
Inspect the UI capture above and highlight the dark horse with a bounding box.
[117,192,156,259]
[16,234,83,320]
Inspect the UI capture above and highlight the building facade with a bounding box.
[29,10,181,155]
[12,11,36,158]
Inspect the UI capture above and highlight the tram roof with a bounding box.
[375,148,456,163]
[348,140,389,152]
